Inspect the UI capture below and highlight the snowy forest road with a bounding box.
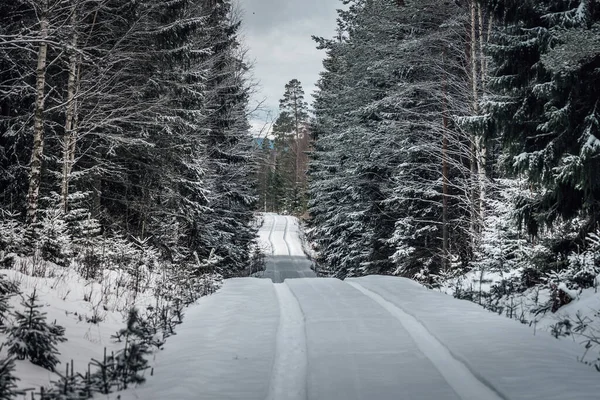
[257,213,316,283]
[120,215,599,400]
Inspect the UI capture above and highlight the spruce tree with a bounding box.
[198,0,258,277]
[309,0,468,278]
[6,289,67,371]
[484,0,600,241]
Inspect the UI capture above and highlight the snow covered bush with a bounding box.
[6,289,67,371]
[34,209,72,267]
[0,210,26,259]
[472,179,530,275]
[155,256,223,306]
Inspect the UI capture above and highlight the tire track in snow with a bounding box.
[281,215,291,256]
[267,214,276,255]
[347,282,507,400]
[267,283,308,400]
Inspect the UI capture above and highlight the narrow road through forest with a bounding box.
[258,213,316,283]
[121,214,599,400]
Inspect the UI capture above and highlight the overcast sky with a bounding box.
[238,0,340,136]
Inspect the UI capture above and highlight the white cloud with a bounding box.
[239,0,340,136]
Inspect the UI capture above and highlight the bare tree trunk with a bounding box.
[293,93,300,212]
[442,48,450,271]
[469,0,480,243]
[478,4,486,88]
[61,3,80,213]
[26,0,50,226]
[477,3,487,225]
[485,15,494,86]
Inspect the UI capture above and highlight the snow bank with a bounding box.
[0,264,159,395]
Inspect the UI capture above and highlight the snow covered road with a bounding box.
[257,213,316,283]
[121,276,599,400]
[118,214,599,400]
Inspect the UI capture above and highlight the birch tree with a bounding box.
[25,0,51,226]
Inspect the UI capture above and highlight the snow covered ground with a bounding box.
[0,262,160,395]
[1,255,220,398]
[117,217,599,400]
[9,214,599,399]
[440,266,600,364]
[118,276,599,400]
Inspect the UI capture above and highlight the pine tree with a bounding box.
[6,289,67,371]
[271,111,295,212]
[271,79,311,214]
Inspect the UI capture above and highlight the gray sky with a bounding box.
[238,0,341,136]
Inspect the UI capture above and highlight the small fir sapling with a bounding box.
[47,359,89,400]
[115,340,150,389]
[0,210,26,261]
[35,208,73,266]
[112,308,151,389]
[89,348,118,395]
[6,289,67,371]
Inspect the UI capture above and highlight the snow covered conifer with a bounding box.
[271,79,311,213]
[484,0,600,239]
[113,308,150,389]
[0,355,19,399]
[35,208,72,266]
[0,210,26,257]
[198,0,258,277]
[89,348,118,395]
[6,289,67,371]
[115,341,150,389]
